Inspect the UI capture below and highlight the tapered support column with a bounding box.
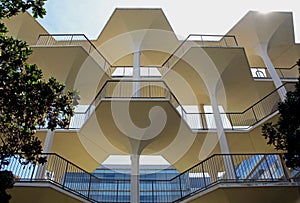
[36,130,54,179]
[260,46,286,101]
[130,154,140,203]
[133,51,141,97]
[43,130,55,153]
[211,96,236,180]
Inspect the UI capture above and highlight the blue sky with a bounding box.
[37,0,300,41]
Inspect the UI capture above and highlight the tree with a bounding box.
[0,1,79,202]
[262,59,300,169]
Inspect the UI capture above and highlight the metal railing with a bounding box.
[81,80,215,131]
[170,153,291,202]
[221,82,295,130]
[34,34,297,130]
[64,81,296,131]
[1,153,293,203]
[35,34,238,78]
[160,34,239,76]
[0,153,129,203]
[109,66,162,78]
[36,34,112,72]
[36,33,298,82]
[251,64,299,80]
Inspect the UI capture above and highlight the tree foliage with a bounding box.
[262,60,300,169]
[0,0,47,33]
[0,0,79,202]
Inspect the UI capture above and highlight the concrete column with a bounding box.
[130,154,140,203]
[210,95,236,180]
[42,130,55,153]
[260,46,286,101]
[133,51,141,97]
[36,130,54,179]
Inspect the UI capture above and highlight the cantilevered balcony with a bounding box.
[35,33,300,82]
[36,34,112,74]
[35,34,240,78]
[159,34,239,76]
[65,81,296,132]
[3,153,299,203]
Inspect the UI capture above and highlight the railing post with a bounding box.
[36,35,41,45]
[179,175,183,199]
[149,81,151,97]
[227,114,234,130]
[69,35,73,45]
[62,162,69,188]
[116,179,119,203]
[224,37,228,47]
[152,180,154,203]
[89,43,92,54]
[252,107,258,122]
[119,81,122,97]
[262,155,272,180]
[229,155,238,182]
[278,154,292,182]
[46,35,51,45]
[233,36,238,46]
[30,164,36,181]
[87,174,92,199]
[201,164,207,188]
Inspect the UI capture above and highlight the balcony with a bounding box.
[251,63,299,81]
[35,34,239,78]
[2,153,299,203]
[61,81,296,132]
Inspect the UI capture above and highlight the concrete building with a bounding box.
[2,8,300,203]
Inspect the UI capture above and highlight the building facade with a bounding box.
[2,8,300,203]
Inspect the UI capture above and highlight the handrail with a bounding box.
[230,82,291,114]
[221,82,296,130]
[109,66,162,78]
[36,34,112,71]
[1,153,293,203]
[161,34,238,67]
[34,34,297,130]
[81,80,194,130]
[170,153,291,202]
[251,63,299,80]
[35,33,299,81]
[64,81,296,131]
[35,33,239,78]
[159,34,239,76]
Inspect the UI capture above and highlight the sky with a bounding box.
[37,0,300,42]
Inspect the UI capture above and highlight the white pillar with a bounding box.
[130,154,140,203]
[43,130,55,153]
[211,95,236,180]
[133,51,141,97]
[260,46,286,101]
[36,130,54,179]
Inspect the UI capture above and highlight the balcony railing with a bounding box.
[35,34,239,78]
[171,153,291,202]
[220,82,295,130]
[251,64,299,80]
[36,34,112,72]
[35,33,299,81]
[1,153,293,203]
[109,66,162,78]
[160,34,239,76]
[65,81,296,131]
